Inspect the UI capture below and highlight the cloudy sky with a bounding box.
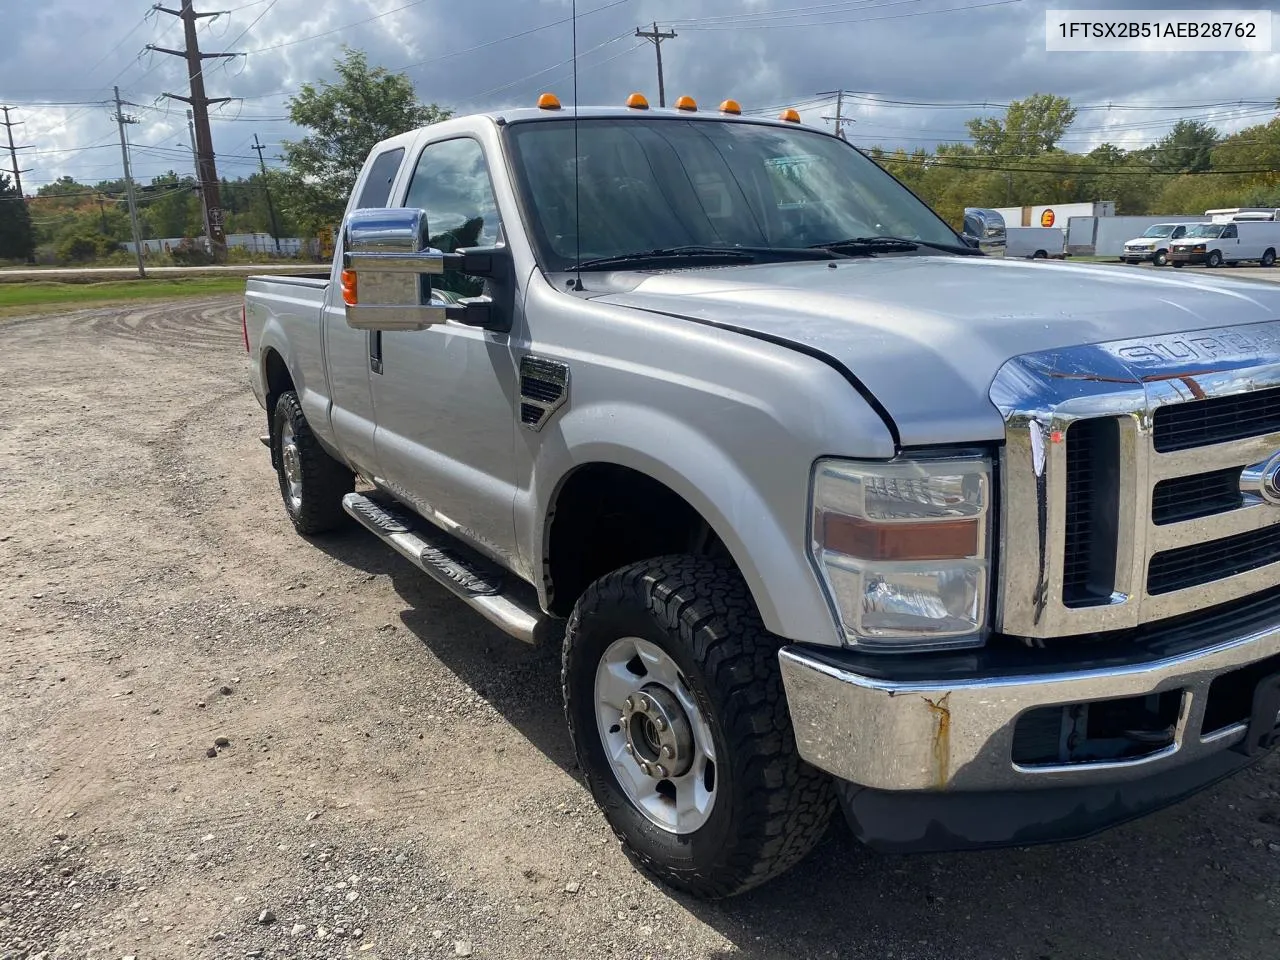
[2,0,1278,191]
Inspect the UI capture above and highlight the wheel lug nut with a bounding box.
[654,765,668,778]
[661,745,674,759]
[654,717,666,732]
[624,743,634,755]
[638,696,650,710]
[624,696,634,711]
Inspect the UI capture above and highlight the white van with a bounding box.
[1004,226,1065,259]
[1121,222,1194,266]
[1169,221,1280,268]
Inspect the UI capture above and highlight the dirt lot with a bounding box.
[3,297,1280,960]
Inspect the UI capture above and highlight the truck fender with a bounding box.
[526,405,844,647]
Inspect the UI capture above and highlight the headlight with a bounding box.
[1194,244,1206,252]
[809,456,990,652]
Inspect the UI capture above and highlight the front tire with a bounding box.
[1207,250,1223,268]
[272,390,353,535]
[562,555,835,899]
[1154,249,1168,267]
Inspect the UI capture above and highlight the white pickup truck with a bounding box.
[245,98,1280,898]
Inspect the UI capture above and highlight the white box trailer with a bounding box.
[993,201,1115,229]
[1005,226,1066,259]
[1066,214,1209,257]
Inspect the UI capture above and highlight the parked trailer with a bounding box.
[1065,214,1209,257]
[1005,226,1065,259]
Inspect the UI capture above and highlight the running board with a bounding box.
[342,492,554,645]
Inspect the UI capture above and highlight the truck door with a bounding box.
[369,135,520,569]
[1221,223,1240,261]
[323,146,407,472]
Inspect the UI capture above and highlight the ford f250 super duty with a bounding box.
[244,95,1280,899]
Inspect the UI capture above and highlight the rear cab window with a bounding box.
[355,148,406,209]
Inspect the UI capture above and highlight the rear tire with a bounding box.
[1263,249,1276,268]
[272,390,353,535]
[562,555,835,899]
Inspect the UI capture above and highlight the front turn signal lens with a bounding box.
[810,456,991,651]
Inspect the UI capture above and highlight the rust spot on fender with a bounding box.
[923,694,952,788]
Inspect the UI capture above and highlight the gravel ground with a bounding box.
[2,297,1280,960]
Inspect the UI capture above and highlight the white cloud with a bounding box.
[1,0,1276,190]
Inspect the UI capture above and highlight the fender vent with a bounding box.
[519,356,569,431]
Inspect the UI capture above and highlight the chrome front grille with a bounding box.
[1153,383,1280,452]
[992,322,1280,639]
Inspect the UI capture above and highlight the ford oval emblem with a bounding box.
[1241,453,1280,505]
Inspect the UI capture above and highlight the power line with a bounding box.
[150,0,250,259]
[635,23,677,108]
[113,86,147,278]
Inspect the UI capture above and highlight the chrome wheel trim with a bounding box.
[280,419,303,512]
[594,636,717,835]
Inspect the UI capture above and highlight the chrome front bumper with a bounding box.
[778,620,1280,793]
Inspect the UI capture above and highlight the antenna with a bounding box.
[571,0,584,291]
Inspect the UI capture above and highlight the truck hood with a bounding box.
[593,255,1280,446]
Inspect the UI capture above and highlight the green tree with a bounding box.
[142,171,201,238]
[279,47,450,230]
[0,172,35,261]
[1152,119,1219,173]
[966,93,1077,156]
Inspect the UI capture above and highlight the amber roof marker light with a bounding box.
[674,95,697,112]
[719,99,742,115]
[626,93,650,109]
[537,92,562,110]
[779,108,801,123]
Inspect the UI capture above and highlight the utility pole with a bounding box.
[186,109,212,251]
[635,22,677,108]
[819,90,851,140]
[1,106,35,263]
[113,86,147,279]
[149,0,238,262]
[251,133,282,253]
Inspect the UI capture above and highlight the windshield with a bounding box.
[505,117,961,270]
[1184,224,1223,239]
[1142,225,1175,238]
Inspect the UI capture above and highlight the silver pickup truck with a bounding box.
[245,99,1280,899]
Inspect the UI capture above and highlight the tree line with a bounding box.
[2,51,1277,264]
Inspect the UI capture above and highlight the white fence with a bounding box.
[123,234,317,257]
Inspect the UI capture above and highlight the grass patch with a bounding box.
[0,277,246,318]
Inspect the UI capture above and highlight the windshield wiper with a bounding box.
[572,244,839,272]
[812,235,980,256]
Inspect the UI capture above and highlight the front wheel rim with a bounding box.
[593,637,718,835]
[280,419,303,512]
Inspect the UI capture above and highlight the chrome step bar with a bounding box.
[341,493,554,645]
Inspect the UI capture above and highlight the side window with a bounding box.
[355,148,405,209]
[1223,224,1238,239]
[405,138,501,299]
[1172,226,1186,239]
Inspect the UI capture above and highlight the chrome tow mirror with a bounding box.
[342,207,448,332]
[342,207,509,332]
[962,207,1007,256]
